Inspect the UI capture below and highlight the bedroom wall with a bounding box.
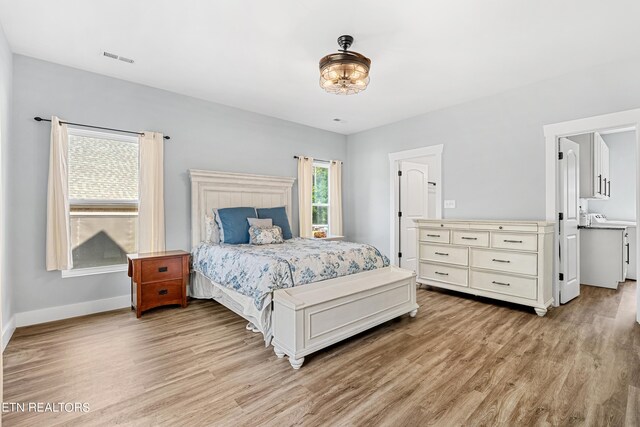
[9,55,346,321]
[587,131,636,221]
[0,22,13,348]
[345,56,640,256]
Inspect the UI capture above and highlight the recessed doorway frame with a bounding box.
[543,108,640,324]
[388,145,443,267]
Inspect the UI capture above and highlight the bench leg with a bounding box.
[274,346,286,359]
[409,308,418,317]
[289,356,304,369]
[245,322,260,333]
[534,307,548,317]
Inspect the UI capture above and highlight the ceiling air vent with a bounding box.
[103,51,134,64]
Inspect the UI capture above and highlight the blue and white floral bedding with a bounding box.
[191,238,390,310]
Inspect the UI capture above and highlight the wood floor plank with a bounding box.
[2,281,639,426]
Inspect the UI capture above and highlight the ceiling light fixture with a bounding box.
[319,35,371,95]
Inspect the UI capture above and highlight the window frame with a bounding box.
[62,127,140,278]
[311,161,331,234]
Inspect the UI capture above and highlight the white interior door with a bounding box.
[399,161,429,272]
[559,137,580,303]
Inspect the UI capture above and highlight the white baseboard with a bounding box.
[15,295,130,328]
[2,315,16,352]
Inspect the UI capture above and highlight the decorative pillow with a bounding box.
[247,218,273,228]
[256,207,293,240]
[249,225,284,245]
[216,207,257,244]
[204,213,221,243]
[213,209,224,243]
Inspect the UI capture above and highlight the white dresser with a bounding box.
[414,219,555,316]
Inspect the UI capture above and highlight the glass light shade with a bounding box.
[319,51,371,95]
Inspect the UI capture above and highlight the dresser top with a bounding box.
[413,219,555,226]
[127,250,190,261]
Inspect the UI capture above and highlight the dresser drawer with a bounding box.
[491,232,538,251]
[419,229,450,244]
[420,244,468,266]
[420,262,468,287]
[470,249,537,275]
[141,279,184,310]
[470,270,537,300]
[469,223,538,232]
[141,257,183,282]
[452,231,489,247]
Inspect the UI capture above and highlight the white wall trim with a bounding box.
[543,108,640,324]
[388,144,444,266]
[15,295,130,327]
[61,263,128,278]
[2,315,15,352]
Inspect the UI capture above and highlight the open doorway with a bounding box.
[544,109,640,324]
[388,145,443,270]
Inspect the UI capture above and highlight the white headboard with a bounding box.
[189,169,296,248]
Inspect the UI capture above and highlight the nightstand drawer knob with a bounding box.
[158,289,168,295]
[158,266,168,273]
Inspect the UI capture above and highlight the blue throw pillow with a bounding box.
[256,207,293,240]
[216,207,257,244]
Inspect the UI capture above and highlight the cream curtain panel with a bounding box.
[297,156,314,238]
[46,116,72,271]
[329,160,343,236]
[138,132,166,253]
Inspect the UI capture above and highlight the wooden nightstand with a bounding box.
[127,250,190,318]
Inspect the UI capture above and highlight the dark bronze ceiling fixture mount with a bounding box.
[319,35,371,95]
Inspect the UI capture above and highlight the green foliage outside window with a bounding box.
[312,166,328,204]
[312,166,329,227]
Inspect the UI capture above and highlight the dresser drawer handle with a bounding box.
[158,266,168,273]
[158,289,168,295]
[461,237,478,240]
[492,280,510,286]
[427,234,441,238]
[503,239,523,243]
[492,258,511,263]
[434,252,449,256]
[435,271,449,276]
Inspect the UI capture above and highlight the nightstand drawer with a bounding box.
[141,257,183,282]
[141,280,184,310]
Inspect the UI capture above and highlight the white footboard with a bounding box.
[272,266,418,369]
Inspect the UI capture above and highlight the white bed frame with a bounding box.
[189,169,419,369]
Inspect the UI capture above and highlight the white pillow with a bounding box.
[247,218,273,228]
[205,213,221,244]
[213,208,224,243]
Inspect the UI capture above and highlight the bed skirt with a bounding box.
[189,271,273,346]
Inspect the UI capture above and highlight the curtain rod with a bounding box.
[33,117,171,140]
[293,155,336,164]
[294,155,436,186]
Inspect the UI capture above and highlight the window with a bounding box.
[64,129,139,276]
[312,163,330,237]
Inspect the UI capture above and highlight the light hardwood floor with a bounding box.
[3,282,640,426]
